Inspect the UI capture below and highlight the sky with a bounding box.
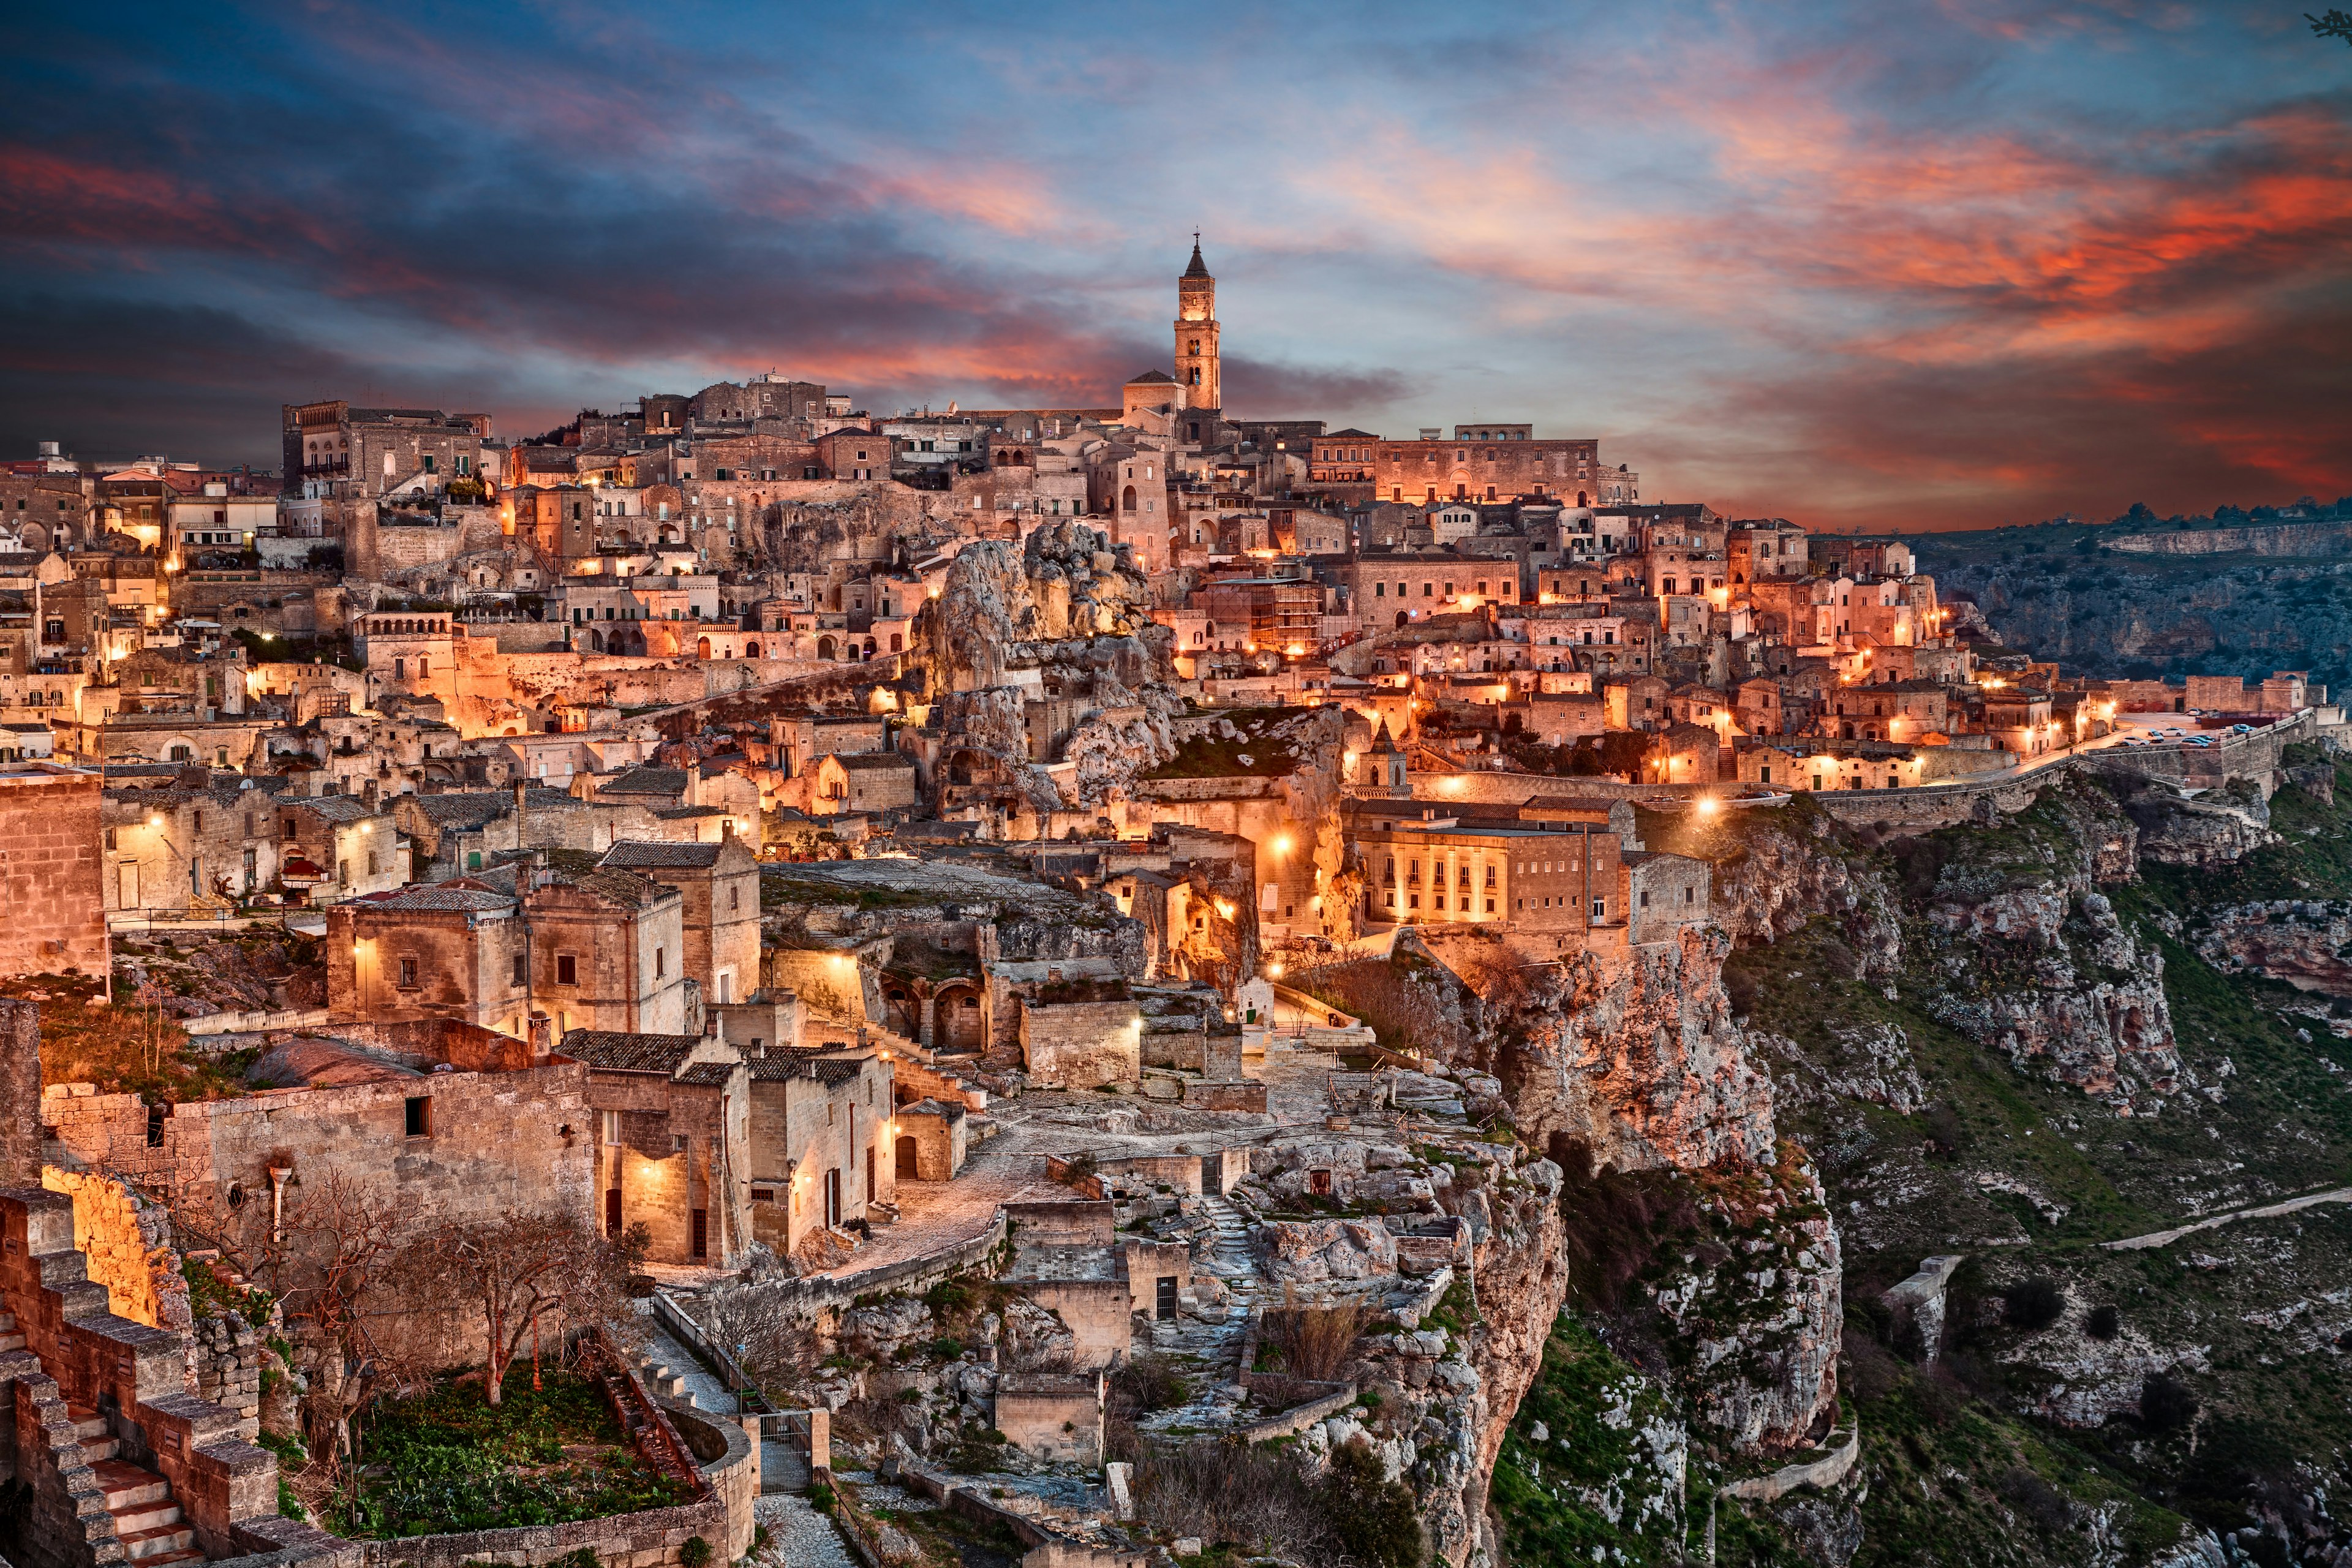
[2,1,2348,530]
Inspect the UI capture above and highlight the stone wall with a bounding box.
[1184,1080,1267,1112]
[1018,1000,1141,1088]
[993,1372,1104,1463]
[0,1189,281,1562]
[0,767,108,981]
[42,1063,594,1306]
[38,1168,189,1333]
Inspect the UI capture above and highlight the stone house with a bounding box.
[743,1044,894,1254]
[598,834,762,1006]
[45,1017,593,1289]
[1651,722,1721,785]
[276,793,404,902]
[326,859,688,1040]
[1622,852,1713,946]
[101,777,290,914]
[889,1097,967,1182]
[812,751,918,816]
[561,1030,750,1268]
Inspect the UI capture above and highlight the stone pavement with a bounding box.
[751,1493,854,1568]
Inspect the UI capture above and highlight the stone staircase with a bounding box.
[76,1404,205,1566]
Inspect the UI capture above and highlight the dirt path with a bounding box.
[2098,1184,2352,1251]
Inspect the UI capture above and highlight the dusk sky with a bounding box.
[4,1,2348,530]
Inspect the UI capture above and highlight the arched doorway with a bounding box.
[817,635,837,660]
[745,640,761,658]
[1395,610,1409,628]
[937,984,983,1051]
[1121,484,1137,511]
[896,1136,919,1180]
[696,636,711,659]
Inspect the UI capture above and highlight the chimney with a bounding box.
[513,778,529,846]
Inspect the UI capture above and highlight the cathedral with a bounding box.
[1122,238,1223,432]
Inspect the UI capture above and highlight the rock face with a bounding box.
[1469,925,1841,1458]
[1914,777,2182,1107]
[1650,1155,1844,1453]
[910,524,1185,815]
[1926,887,2180,1102]
[2192,900,2352,996]
[1457,1156,1566,1563]
[1507,929,1776,1174]
[1709,804,1904,980]
[2124,778,2275,866]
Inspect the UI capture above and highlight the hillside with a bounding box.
[1399,748,2352,1566]
[1905,513,2352,701]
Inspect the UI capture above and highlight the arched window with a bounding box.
[1122,485,1137,511]
[746,640,761,658]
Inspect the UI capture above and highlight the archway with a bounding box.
[862,638,877,658]
[1121,484,1137,511]
[817,635,837,660]
[937,984,984,1051]
[745,640,761,658]
[696,636,711,659]
[1395,610,1409,629]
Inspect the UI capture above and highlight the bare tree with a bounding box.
[399,1210,633,1406]
[693,1284,819,1396]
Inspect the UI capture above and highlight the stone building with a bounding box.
[326,858,688,1039]
[1346,805,1624,937]
[744,1044,895,1256]
[101,777,288,915]
[0,763,108,978]
[279,793,404,903]
[812,751,918,816]
[562,1030,750,1267]
[598,834,763,1006]
[281,401,488,501]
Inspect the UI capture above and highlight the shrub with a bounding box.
[1110,1354,1193,1415]
[1546,1136,1700,1314]
[2003,1276,2064,1332]
[2140,1371,2198,1431]
[807,1482,837,1514]
[1133,1440,1332,1562]
[2086,1304,2121,1341]
[678,1537,712,1568]
[1997,1466,2073,1532]
[1321,1438,1423,1568]
[1258,1298,1364,1382]
[553,1551,598,1568]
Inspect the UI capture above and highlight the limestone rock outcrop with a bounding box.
[2124,777,2275,866]
[1709,805,1904,980]
[1505,929,1776,1174]
[2192,900,2352,997]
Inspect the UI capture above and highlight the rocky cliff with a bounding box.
[909,523,1185,815]
[1912,515,2352,698]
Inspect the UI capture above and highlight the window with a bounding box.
[405,1096,431,1136]
[511,952,527,986]
[398,956,419,988]
[654,947,665,979]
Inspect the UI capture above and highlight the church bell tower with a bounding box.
[1174,236,1220,412]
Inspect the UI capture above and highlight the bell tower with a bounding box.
[1174,236,1220,412]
